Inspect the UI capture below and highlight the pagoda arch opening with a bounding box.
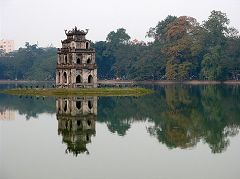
[77,120,81,127]
[88,75,93,83]
[88,101,93,109]
[76,75,81,83]
[64,100,67,112]
[86,42,89,49]
[58,72,61,83]
[76,58,81,64]
[87,58,91,64]
[64,55,67,64]
[87,120,91,126]
[63,72,67,84]
[76,101,81,110]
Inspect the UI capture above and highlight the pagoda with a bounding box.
[56,27,97,88]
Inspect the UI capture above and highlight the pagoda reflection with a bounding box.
[56,96,97,156]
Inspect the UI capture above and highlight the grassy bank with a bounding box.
[1,87,153,97]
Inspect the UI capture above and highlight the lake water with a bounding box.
[0,84,240,179]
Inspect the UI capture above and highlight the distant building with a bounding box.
[0,110,16,120]
[0,40,15,53]
[130,39,146,46]
[56,27,97,88]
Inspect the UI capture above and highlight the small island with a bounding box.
[2,87,153,97]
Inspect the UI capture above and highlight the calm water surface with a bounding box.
[0,84,240,179]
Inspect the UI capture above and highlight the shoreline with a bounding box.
[0,80,53,84]
[0,80,240,85]
[98,80,240,85]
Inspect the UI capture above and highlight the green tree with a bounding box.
[203,10,230,47]
[201,46,223,80]
[106,28,130,46]
[200,10,237,80]
[147,15,177,43]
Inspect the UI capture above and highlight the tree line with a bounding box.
[0,42,56,80]
[96,10,240,80]
[0,10,239,81]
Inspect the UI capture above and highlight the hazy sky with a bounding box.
[1,0,239,49]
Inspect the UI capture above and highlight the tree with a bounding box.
[223,37,240,80]
[94,41,115,79]
[106,28,130,46]
[147,15,177,43]
[201,46,222,80]
[200,10,239,80]
[203,10,230,47]
[163,16,203,80]
[0,49,5,56]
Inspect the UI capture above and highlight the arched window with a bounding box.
[64,55,67,64]
[58,72,61,83]
[88,101,93,109]
[76,101,81,110]
[88,75,93,83]
[86,42,89,49]
[63,72,67,84]
[64,100,67,112]
[76,75,81,83]
[77,120,81,127]
[87,58,91,64]
[87,120,91,126]
[76,58,81,64]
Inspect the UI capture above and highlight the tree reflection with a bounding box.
[98,85,240,153]
[0,94,55,119]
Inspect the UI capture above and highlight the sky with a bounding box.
[0,0,240,49]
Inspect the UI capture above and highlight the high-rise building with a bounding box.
[0,40,15,53]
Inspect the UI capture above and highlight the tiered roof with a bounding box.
[65,26,89,36]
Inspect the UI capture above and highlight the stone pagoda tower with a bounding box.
[56,27,97,88]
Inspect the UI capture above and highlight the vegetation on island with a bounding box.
[0,10,239,81]
[1,87,153,97]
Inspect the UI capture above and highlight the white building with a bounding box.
[0,40,15,53]
[0,110,16,120]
